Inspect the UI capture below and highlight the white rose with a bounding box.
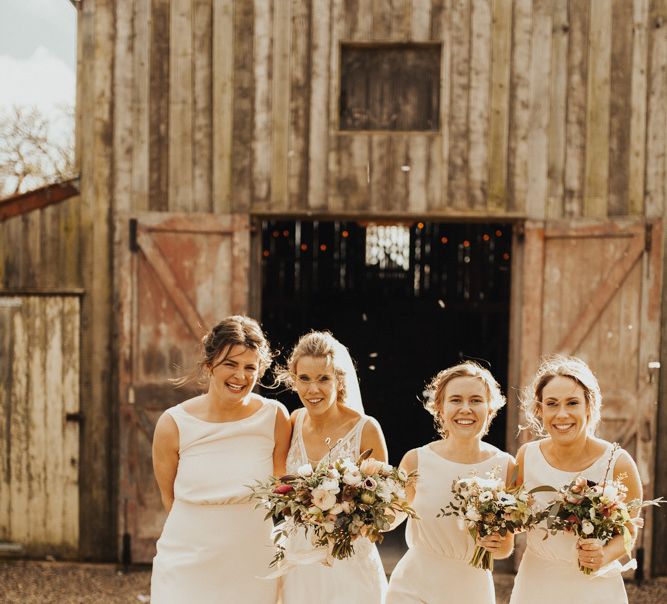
[479,491,494,503]
[581,520,595,535]
[384,478,398,493]
[312,488,337,511]
[329,503,344,515]
[376,485,392,503]
[340,458,358,472]
[465,507,482,522]
[343,470,363,487]
[297,463,313,477]
[602,484,618,501]
[319,478,341,494]
[328,467,340,480]
[323,521,336,533]
[341,500,354,514]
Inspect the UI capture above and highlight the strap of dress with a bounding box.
[351,416,369,457]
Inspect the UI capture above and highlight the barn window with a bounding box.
[365,225,410,270]
[339,43,441,131]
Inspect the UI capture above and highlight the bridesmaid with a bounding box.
[150,315,291,604]
[510,355,642,604]
[276,331,389,604]
[386,361,514,604]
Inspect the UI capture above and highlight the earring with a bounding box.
[442,421,449,439]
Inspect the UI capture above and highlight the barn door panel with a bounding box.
[515,219,663,576]
[0,295,80,557]
[116,213,250,562]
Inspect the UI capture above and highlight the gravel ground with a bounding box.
[1,560,666,603]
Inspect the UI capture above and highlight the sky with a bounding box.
[0,0,76,113]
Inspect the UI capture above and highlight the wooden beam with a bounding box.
[0,179,80,223]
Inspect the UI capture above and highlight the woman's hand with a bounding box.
[577,538,607,572]
[477,532,511,556]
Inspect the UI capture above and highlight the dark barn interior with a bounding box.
[259,220,512,464]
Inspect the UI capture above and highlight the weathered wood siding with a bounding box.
[105,0,667,219]
[0,295,80,557]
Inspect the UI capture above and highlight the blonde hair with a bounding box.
[521,355,602,437]
[274,331,350,403]
[423,361,506,437]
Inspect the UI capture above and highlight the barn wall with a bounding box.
[107,0,667,220]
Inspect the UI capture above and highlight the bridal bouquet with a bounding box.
[544,444,663,575]
[251,449,417,567]
[439,467,546,571]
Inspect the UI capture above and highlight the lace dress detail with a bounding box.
[281,408,388,604]
[286,408,367,472]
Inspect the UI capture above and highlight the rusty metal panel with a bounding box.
[0,295,80,557]
[115,212,250,562]
[512,218,663,576]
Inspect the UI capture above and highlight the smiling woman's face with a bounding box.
[440,376,490,440]
[540,375,589,443]
[294,355,339,417]
[209,344,260,403]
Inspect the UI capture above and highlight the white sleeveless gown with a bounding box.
[510,440,628,604]
[150,399,283,604]
[280,409,388,604]
[386,444,512,603]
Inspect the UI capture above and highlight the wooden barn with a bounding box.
[1,0,667,577]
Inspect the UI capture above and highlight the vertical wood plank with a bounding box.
[507,0,532,214]
[9,308,28,543]
[308,0,331,210]
[169,0,194,211]
[426,135,443,211]
[547,0,569,218]
[349,0,372,40]
[113,0,134,215]
[44,297,64,544]
[410,0,432,41]
[287,0,311,209]
[372,0,392,39]
[271,0,291,209]
[192,0,213,212]
[526,0,552,220]
[132,0,150,212]
[149,0,170,211]
[646,0,667,219]
[608,0,634,216]
[253,0,273,209]
[583,0,612,218]
[448,0,471,209]
[78,0,115,559]
[212,0,233,213]
[563,0,590,218]
[369,135,390,212]
[407,136,429,213]
[232,0,255,210]
[0,300,12,541]
[628,0,649,215]
[439,1,451,208]
[488,0,512,212]
[468,0,492,210]
[62,297,80,548]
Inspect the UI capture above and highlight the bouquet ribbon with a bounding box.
[261,545,331,579]
[591,558,637,578]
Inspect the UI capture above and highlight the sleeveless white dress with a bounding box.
[510,440,628,604]
[151,399,284,604]
[280,409,388,604]
[386,444,512,604]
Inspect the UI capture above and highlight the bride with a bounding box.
[275,331,389,604]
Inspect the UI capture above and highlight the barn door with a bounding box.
[512,219,663,575]
[116,213,250,562]
[0,295,80,557]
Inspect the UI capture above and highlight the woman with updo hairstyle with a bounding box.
[386,361,514,604]
[150,315,291,604]
[276,331,389,604]
[510,355,642,604]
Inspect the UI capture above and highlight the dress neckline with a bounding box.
[297,408,366,465]
[424,442,503,466]
[536,440,612,475]
[178,397,270,425]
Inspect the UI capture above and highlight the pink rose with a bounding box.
[273,484,294,495]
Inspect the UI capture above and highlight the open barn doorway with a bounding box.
[259,220,512,464]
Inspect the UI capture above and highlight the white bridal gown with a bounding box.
[386,443,512,603]
[510,440,629,604]
[280,408,388,604]
[150,398,283,604]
